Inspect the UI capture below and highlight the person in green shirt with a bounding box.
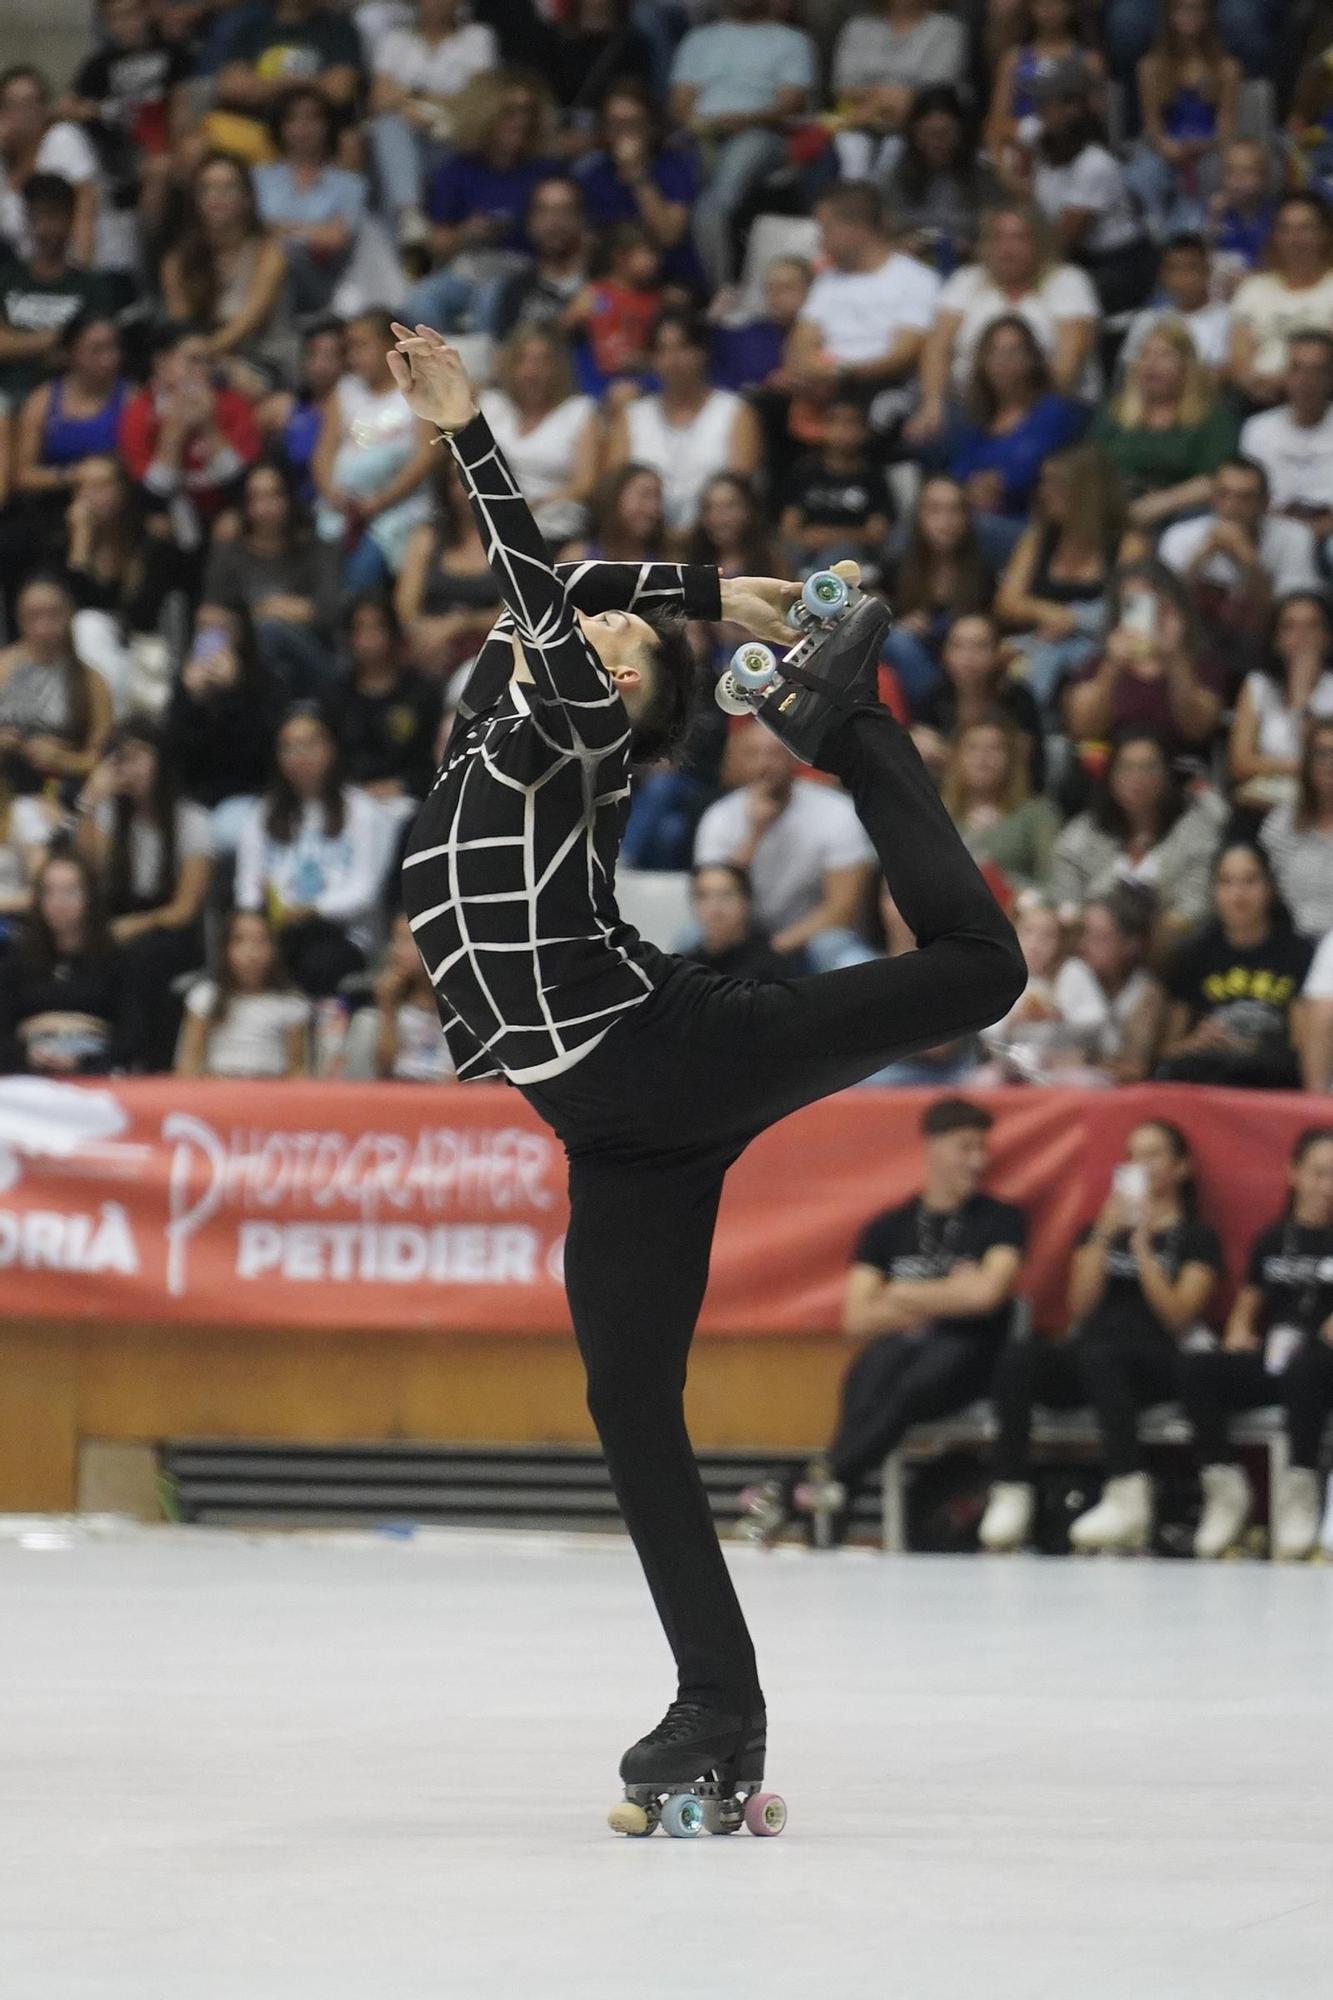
[1091,317,1239,533]
[941,711,1059,891]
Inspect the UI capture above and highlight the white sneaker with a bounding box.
[1319,1473,1333,1557]
[1273,1466,1321,1561]
[978,1481,1035,1552]
[1069,1472,1153,1554]
[1193,1463,1252,1560]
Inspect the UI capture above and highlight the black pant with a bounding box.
[991,1324,1179,1482]
[1282,1340,1333,1468]
[279,916,366,999]
[1178,1347,1272,1465]
[829,1330,999,1501]
[118,921,203,1072]
[522,706,1023,1711]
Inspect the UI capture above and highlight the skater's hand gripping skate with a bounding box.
[387,323,478,434]
[720,562,861,646]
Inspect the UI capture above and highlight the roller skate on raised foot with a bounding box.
[715,563,892,767]
[608,1700,786,1839]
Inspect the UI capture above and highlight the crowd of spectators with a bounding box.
[0,0,1332,1093]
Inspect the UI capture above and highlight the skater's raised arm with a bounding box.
[554,558,722,624]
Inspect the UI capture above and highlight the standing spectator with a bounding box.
[1229,594,1333,813]
[159,154,297,390]
[119,327,262,555]
[1050,732,1225,931]
[73,717,214,1071]
[1056,891,1164,1083]
[980,1120,1221,1555]
[876,87,1001,274]
[235,703,394,996]
[211,0,363,164]
[1239,332,1333,549]
[253,86,368,314]
[0,66,100,270]
[0,851,136,1073]
[369,0,500,247]
[915,611,1046,788]
[1090,320,1239,533]
[885,476,995,705]
[606,309,761,536]
[692,720,875,968]
[1129,0,1240,237]
[832,0,969,160]
[0,573,111,792]
[940,713,1058,891]
[1260,718,1333,940]
[682,862,795,980]
[164,603,284,835]
[573,84,699,291]
[668,0,817,290]
[1229,197,1333,408]
[778,395,893,578]
[204,457,341,697]
[332,593,443,801]
[313,307,435,589]
[1159,459,1320,673]
[1122,233,1232,376]
[1155,840,1314,1088]
[1182,1127,1333,1561]
[1064,561,1224,757]
[947,313,1088,532]
[0,176,120,409]
[177,909,310,1077]
[994,444,1126,708]
[489,178,592,344]
[395,457,503,676]
[480,327,599,544]
[1016,58,1152,315]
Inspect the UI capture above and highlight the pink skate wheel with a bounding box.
[743,1791,787,1837]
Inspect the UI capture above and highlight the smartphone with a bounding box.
[190,627,229,667]
[1113,1162,1148,1220]
[1122,591,1158,645]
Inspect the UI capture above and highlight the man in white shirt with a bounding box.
[1122,235,1232,375]
[1240,333,1333,554]
[781,181,939,423]
[1160,458,1321,649]
[0,66,103,269]
[693,721,875,966]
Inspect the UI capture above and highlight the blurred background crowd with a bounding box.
[0,0,1332,1096]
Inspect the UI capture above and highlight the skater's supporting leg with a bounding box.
[562,1150,762,1715]
[827,1331,997,1501]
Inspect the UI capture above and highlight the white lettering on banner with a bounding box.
[235,1221,539,1284]
[0,1202,138,1276]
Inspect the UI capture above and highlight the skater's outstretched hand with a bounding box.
[720,562,862,646]
[387,323,478,434]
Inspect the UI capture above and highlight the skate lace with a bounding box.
[640,1700,712,1748]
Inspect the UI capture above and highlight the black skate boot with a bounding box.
[756,594,892,769]
[609,1701,785,1840]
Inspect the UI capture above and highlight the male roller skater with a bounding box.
[389,323,1025,1815]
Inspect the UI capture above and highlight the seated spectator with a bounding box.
[119,326,262,556]
[1050,731,1224,932]
[1229,196,1333,407]
[1181,1126,1333,1561]
[1128,0,1239,237]
[712,254,811,400]
[1016,58,1153,316]
[1155,839,1314,1088]
[60,0,190,218]
[346,907,456,1080]
[682,861,796,980]
[0,66,100,269]
[544,0,654,124]
[1229,594,1333,813]
[980,1119,1220,1554]
[692,720,875,970]
[490,178,592,345]
[0,573,112,792]
[885,476,996,706]
[1122,234,1232,376]
[210,0,363,165]
[688,474,777,590]
[947,312,1088,533]
[745,1097,1024,1548]
[164,603,284,839]
[177,908,310,1077]
[916,611,1046,784]
[605,308,761,537]
[1205,137,1276,278]
[832,0,969,162]
[395,457,503,676]
[257,315,346,496]
[1304,921,1333,1090]
[561,461,667,565]
[73,716,214,1070]
[369,0,500,247]
[877,87,1002,275]
[573,83,698,293]
[235,702,394,996]
[313,307,434,589]
[0,851,136,1073]
[204,457,341,697]
[780,183,940,429]
[159,153,297,391]
[977,894,1090,1080]
[778,395,892,580]
[912,203,1099,436]
[1159,458,1320,678]
[985,0,1105,162]
[994,444,1126,708]
[1090,319,1239,533]
[253,86,368,314]
[1064,560,1224,757]
[1288,39,1333,210]
[332,593,442,801]
[60,455,187,676]
[9,315,128,571]
[668,0,816,290]
[562,223,665,396]
[1055,889,1164,1083]
[0,174,121,409]
[1260,718,1333,939]
[480,327,599,545]
[0,783,55,939]
[1239,332,1333,556]
[941,713,1057,891]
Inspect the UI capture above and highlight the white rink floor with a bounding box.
[2,1527,1331,2000]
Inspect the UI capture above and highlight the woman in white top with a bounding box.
[479,327,599,544]
[910,203,1099,440]
[235,705,393,996]
[370,0,500,240]
[1019,60,1150,315]
[1259,718,1333,937]
[1230,592,1333,810]
[1229,194,1333,407]
[178,910,310,1078]
[604,307,761,537]
[314,308,435,590]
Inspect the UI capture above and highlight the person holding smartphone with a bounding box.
[1063,559,1223,757]
[979,1119,1223,1554]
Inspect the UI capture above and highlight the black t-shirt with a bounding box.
[225,4,363,85]
[334,669,444,800]
[1079,1216,1224,1345]
[0,260,121,400]
[1166,925,1314,1046]
[73,36,190,138]
[781,453,891,534]
[1245,1217,1333,1337]
[852,1193,1026,1343]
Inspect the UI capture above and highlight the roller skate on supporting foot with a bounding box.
[608,1701,786,1839]
[736,1470,797,1547]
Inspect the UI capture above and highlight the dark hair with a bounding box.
[1263,589,1333,688]
[1287,327,1333,364]
[1037,95,1106,165]
[1132,1118,1199,1214]
[265,705,346,843]
[240,454,310,549]
[1106,557,1205,661]
[271,83,337,159]
[815,180,886,234]
[588,462,667,562]
[171,152,263,325]
[629,612,699,765]
[892,87,982,209]
[102,715,180,917]
[691,861,752,900]
[894,478,992,621]
[16,571,93,748]
[207,908,293,1028]
[1216,452,1269,503]
[648,305,710,359]
[1211,836,1292,934]
[1091,731,1186,846]
[60,309,121,366]
[23,171,75,220]
[1083,886,1154,946]
[0,65,49,102]
[343,588,403,655]
[22,851,110,975]
[687,473,774,575]
[966,312,1052,426]
[921,1096,994,1138]
[1161,230,1209,258]
[1270,193,1333,264]
[1292,1124,1333,1165]
[1295,715,1333,829]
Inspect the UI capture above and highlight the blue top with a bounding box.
[43,376,128,465]
[948,395,1089,517]
[1163,86,1217,142]
[574,143,702,288]
[1213,199,1277,268]
[712,317,785,393]
[427,152,561,253]
[669,20,815,121]
[254,162,367,230]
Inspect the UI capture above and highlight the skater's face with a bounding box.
[692,866,750,950]
[926,1125,990,1203]
[575,606,658,709]
[1290,1136,1333,1225]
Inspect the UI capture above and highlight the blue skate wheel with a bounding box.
[661,1793,704,1839]
[730,642,778,691]
[802,571,850,620]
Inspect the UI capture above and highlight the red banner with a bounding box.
[0,1076,1319,1334]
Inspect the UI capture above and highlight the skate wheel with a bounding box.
[715,672,755,717]
[608,1800,654,1837]
[743,1791,787,1837]
[729,642,778,691]
[801,571,850,620]
[661,1793,704,1839]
